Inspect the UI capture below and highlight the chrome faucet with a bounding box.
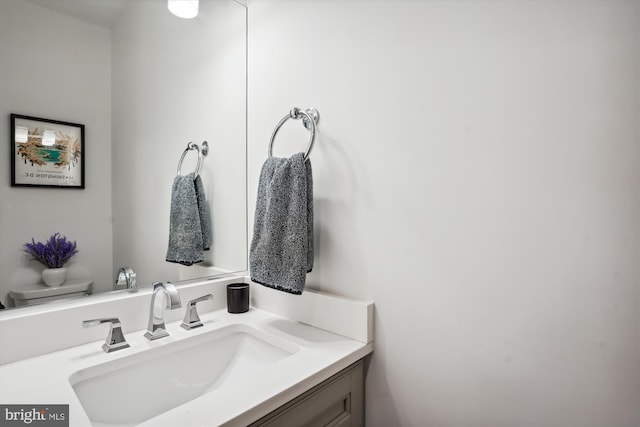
[114,267,136,290]
[181,294,214,330]
[144,282,182,340]
[83,317,130,353]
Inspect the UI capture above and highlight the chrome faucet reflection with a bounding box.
[144,282,182,340]
[114,267,137,290]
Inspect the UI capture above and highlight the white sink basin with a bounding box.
[69,324,298,426]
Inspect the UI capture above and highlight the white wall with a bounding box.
[0,0,112,304]
[111,0,247,287]
[247,1,640,426]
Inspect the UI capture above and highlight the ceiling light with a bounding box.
[15,126,28,143]
[168,0,198,19]
[42,130,56,146]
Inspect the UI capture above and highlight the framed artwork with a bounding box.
[10,114,85,189]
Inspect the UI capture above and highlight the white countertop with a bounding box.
[0,306,373,426]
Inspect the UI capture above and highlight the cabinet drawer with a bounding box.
[250,360,364,427]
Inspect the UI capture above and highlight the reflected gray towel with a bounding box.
[250,152,313,294]
[166,173,210,266]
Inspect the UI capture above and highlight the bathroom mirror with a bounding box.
[0,0,247,309]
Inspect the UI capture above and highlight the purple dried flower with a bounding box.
[23,232,78,268]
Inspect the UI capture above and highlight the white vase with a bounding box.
[42,267,67,287]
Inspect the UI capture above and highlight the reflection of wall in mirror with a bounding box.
[0,0,113,306]
[0,0,248,307]
[111,0,247,288]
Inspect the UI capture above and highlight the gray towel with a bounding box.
[250,152,313,294]
[166,173,210,266]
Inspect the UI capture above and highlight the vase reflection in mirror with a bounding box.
[23,233,77,288]
[42,268,68,287]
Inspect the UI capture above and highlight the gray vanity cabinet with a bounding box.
[250,360,365,427]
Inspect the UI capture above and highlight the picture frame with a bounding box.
[10,114,85,189]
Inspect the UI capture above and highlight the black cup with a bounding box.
[227,283,249,313]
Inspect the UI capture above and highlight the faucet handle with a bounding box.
[181,294,214,330]
[83,317,130,353]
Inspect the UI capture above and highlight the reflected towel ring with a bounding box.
[177,141,209,179]
[268,107,320,161]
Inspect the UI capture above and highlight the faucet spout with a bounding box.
[144,282,182,341]
[162,282,181,309]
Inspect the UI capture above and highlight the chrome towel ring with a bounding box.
[177,141,209,179]
[268,107,320,161]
